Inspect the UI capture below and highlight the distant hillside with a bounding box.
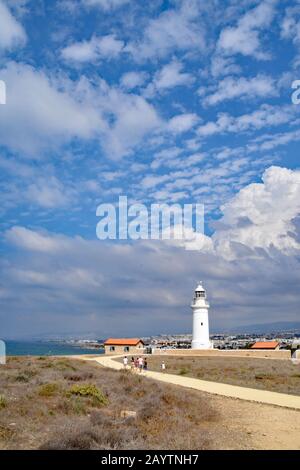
[214,321,300,335]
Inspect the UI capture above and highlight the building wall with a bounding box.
[152,348,291,359]
[104,343,145,355]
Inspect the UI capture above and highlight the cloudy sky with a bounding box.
[0,0,300,339]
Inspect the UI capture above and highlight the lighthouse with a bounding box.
[191,282,212,349]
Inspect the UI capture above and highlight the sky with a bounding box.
[0,0,300,339]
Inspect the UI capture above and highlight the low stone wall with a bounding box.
[152,348,291,359]
[294,349,300,360]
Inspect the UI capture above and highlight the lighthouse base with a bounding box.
[191,340,213,350]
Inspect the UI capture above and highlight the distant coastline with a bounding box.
[4,340,105,356]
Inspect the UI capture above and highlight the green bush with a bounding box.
[68,384,108,406]
[0,395,7,409]
[38,383,59,397]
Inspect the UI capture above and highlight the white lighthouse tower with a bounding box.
[191,282,212,349]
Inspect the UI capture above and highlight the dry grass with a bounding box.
[144,356,300,395]
[0,356,220,450]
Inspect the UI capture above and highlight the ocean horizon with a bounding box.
[3,340,105,356]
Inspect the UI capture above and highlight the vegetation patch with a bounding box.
[0,425,14,441]
[38,383,59,397]
[14,369,37,383]
[0,395,7,409]
[68,384,108,406]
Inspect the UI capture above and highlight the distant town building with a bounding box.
[104,338,145,355]
[251,341,280,350]
[191,282,213,349]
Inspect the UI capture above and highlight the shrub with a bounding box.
[0,424,14,440]
[68,384,108,406]
[38,383,59,397]
[0,395,7,409]
[179,367,189,376]
[14,369,37,382]
[64,372,94,382]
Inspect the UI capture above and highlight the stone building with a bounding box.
[104,338,145,355]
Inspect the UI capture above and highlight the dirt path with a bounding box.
[206,394,300,450]
[87,355,300,410]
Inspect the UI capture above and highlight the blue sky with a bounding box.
[0,0,300,339]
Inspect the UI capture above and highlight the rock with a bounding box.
[120,410,137,419]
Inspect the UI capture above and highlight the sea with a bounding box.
[3,340,105,357]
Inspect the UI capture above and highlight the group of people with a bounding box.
[123,356,166,373]
[123,355,147,372]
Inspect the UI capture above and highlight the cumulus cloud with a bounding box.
[0,62,103,154]
[218,0,277,60]
[61,34,124,63]
[0,61,162,159]
[213,166,300,259]
[0,0,26,51]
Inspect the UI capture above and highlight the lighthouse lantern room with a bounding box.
[191,282,212,349]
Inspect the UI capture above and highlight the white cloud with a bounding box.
[203,75,277,106]
[0,0,26,50]
[168,113,199,134]
[281,5,300,44]
[213,166,300,258]
[25,176,74,209]
[120,71,148,90]
[100,87,162,159]
[61,34,124,63]
[6,226,64,253]
[210,55,241,78]
[82,0,129,10]
[0,62,103,154]
[218,0,277,59]
[151,60,195,92]
[197,105,294,137]
[127,1,206,61]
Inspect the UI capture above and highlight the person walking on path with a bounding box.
[138,356,144,373]
[143,358,148,372]
[161,361,166,372]
[123,356,128,369]
[130,357,135,371]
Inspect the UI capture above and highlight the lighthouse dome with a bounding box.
[195,282,205,292]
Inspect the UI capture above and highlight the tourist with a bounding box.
[143,358,148,372]
[130,357,135,370]
[138,356,144,373]
[161,361,166,372]
[123,356,128,369]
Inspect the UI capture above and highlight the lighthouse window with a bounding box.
[196,291,205,298]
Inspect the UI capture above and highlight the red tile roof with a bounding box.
[250,341,279,350]
[104,338,144,346]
